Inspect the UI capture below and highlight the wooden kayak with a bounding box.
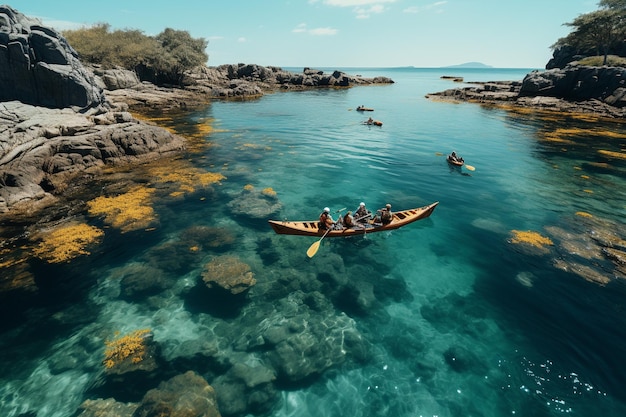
[268,202,439,237]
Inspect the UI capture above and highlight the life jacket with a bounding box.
[319,212,329,229]
[381,209,392,224]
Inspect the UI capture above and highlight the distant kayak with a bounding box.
[356,106,374,111]
[446,155,464,166]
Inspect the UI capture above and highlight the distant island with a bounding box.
[441,62,493,69]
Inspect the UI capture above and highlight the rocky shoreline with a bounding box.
[0,5,393,218]
[426,65,626,119]
[0,65,393,217]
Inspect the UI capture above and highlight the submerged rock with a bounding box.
[202,255,256,295]
[227,187,282,220]
[134,371,221,417]
[77,398,138,417]
[212,363,277,416]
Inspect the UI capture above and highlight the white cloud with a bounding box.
[355,4,385,18]
[292,23,308,33]
[292,23,338,35]
[324,0,396,6]
[403,1,447,13]
[322,0,395,18]
[309,27,338,35]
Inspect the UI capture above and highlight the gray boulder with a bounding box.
[96,68,141,91]
[520,66,626,105]
[0,5,106,111]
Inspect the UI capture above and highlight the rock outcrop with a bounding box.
[105,63,394,111]
[0,5,106,112]
[0,6,185,215]
[426,65,626,118]
[0,101,185,213]
[520,66,626,106]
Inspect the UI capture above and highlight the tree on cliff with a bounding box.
[599,0,626,10]
[552,0,626,66]
[562,8,625,65]
[63,25,208,86]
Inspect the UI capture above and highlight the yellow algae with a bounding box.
[179,184,196,194]
[0,248,29,268]
[197,172,226,186]
[540,130,577,145]
[32,222,104,263]
[575,211,593,218]
[594,130,626,139]
[87,186,156,233]
[244,184,254,191]
[194,119,215,135]
[103,329,151,369]
[510,230,553,248]
[598,149,626,160]
[554,127,588,136]
[262,187,277,197]
[539,127,626,145]
[148,162,225,197]
[131,112,220,153]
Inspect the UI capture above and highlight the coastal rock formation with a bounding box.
[0,5,106,111]
[106,63,395,110]
[520,66,626,106]
[426,66,626,118]
[0,6,186,215]
[0,101,185,213]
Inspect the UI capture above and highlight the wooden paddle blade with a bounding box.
[465,164,476,171]
[306,241,321,258]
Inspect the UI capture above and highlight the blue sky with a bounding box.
[9,0,599,68]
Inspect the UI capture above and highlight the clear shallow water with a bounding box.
[1,67,626,417]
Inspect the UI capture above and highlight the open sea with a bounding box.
[1,67,626,417]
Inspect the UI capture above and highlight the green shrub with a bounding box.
[575,55,626,66]
[63,24,208,86]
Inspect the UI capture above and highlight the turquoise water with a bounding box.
[1,67,626,417]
